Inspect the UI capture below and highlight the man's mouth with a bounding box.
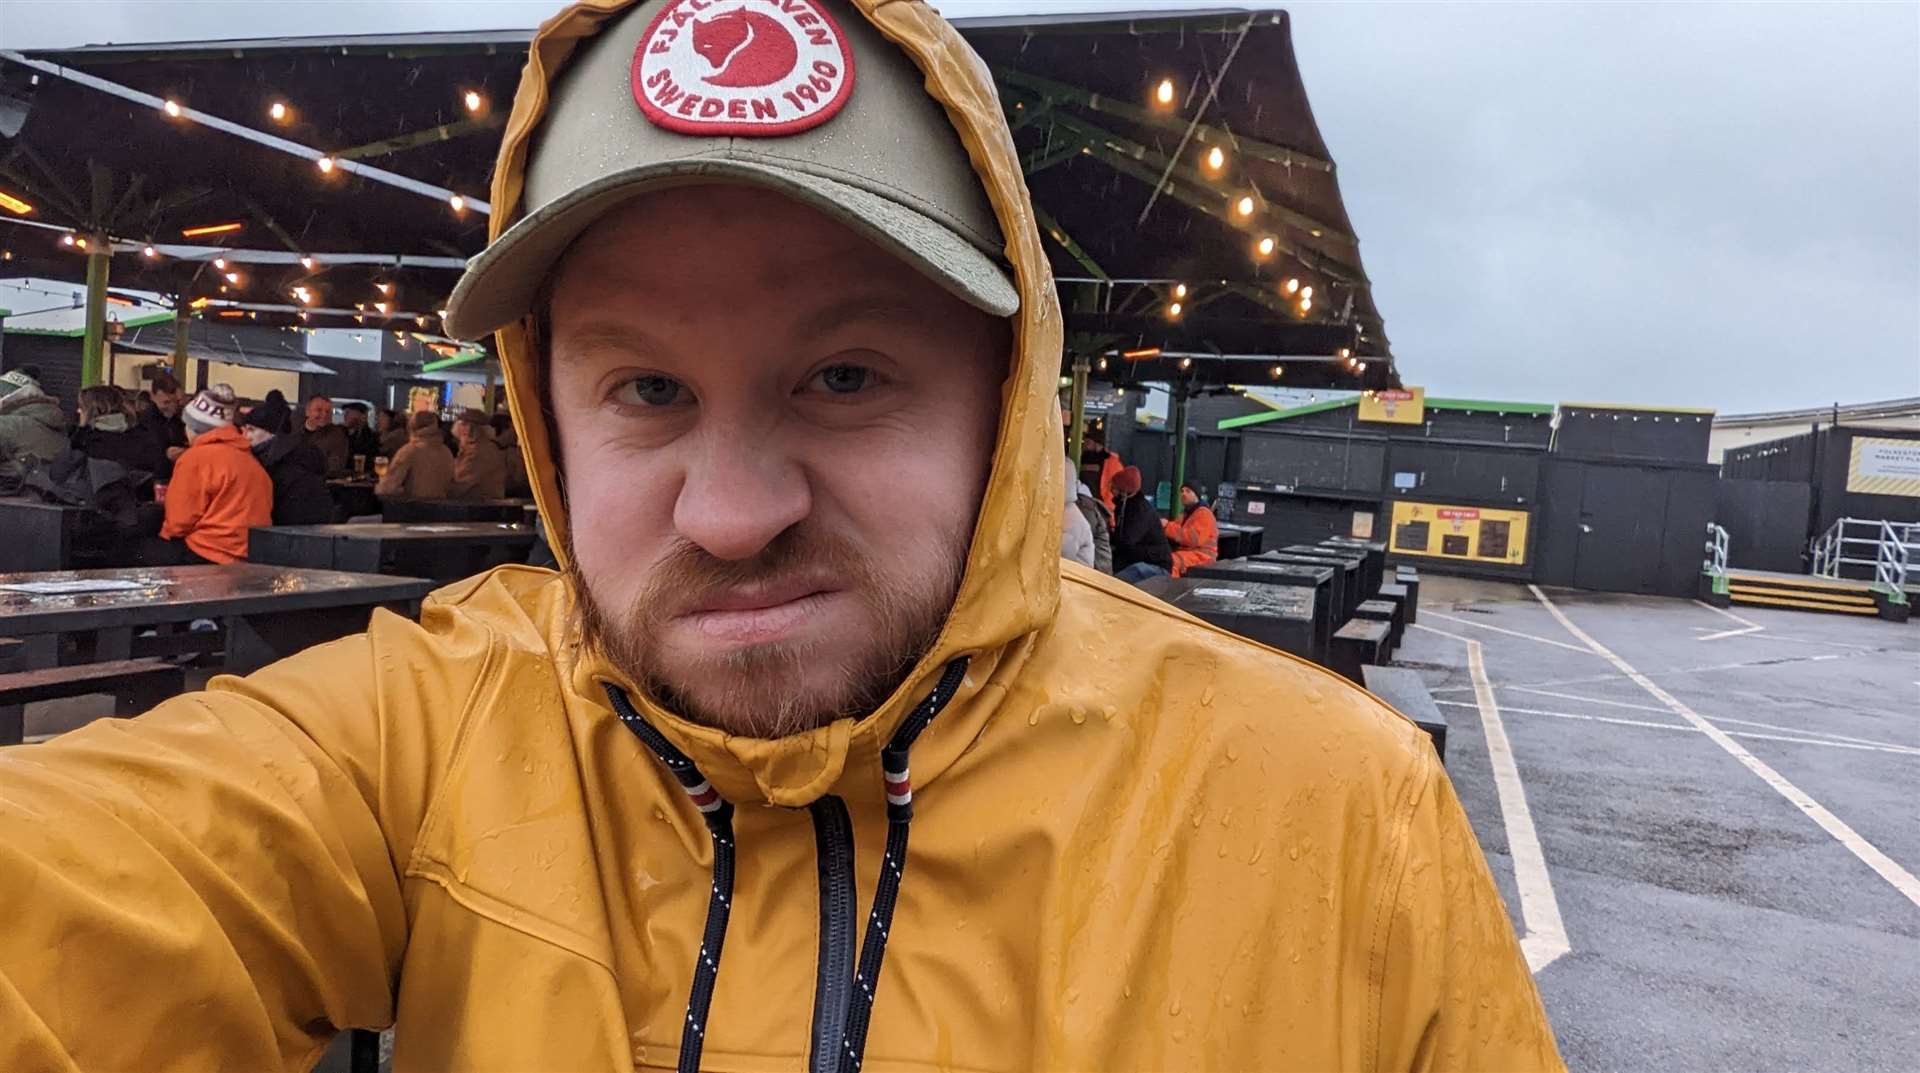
[676,578,840,644]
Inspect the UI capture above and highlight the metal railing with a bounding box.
[1811,517,1915,603]
[1702,522,1729,595]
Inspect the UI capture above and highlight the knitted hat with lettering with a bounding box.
[182,384,238,435]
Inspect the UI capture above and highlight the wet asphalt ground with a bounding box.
[1399,576,1920,1072]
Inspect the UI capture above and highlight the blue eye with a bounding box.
[615,375,684,407]
[813,364,871,395]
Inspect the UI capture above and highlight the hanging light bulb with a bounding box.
[464,90,484,113]
[1204,145,1225,173]
[1097,357,1109,371]
[61,233,75,247]
[1270,365,1284,379]
[374,301,390,314]
[1255,236,1275,258]
[1173,282,1188,299]
[1300,285,1314,300]
[224,271,240,284]
[449,194,466,213]
[1338,347,1351,359]
[1178,357,1193,370]
[163,99,182,118]
[299,255,315,269]
[142,245,158,258]
[1167,301,1183,319]
[1154,78,1175,106]
[415,315,428,327]
[1357,361,1368,372]
[213,257,226,269]
[269,101,289,122]
[316,156,336,174]
[1299,297,1313,313]
[75,237,88,250]
[375,282,393,295]
[1284,277,1300,294]
[1235,195,1254,217]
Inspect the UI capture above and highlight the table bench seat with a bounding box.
[1329,619,1390,683]
[1362,665,1448,763]
[0,658,186,745]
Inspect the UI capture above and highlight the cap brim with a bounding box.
[444,158,1020,341]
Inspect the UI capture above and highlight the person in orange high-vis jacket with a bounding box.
[1164,480,1219,577]
[153,385,274,564]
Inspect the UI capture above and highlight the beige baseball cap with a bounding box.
[443,0,1020,341]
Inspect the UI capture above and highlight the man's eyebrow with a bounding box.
[791,294,934,341]
[550,320,669,363]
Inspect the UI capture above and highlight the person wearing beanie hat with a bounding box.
[240,394,334,526]
[1109,464,1175,584]
[1162,479,1220,579]
[0,367,70,487]
[375,408,456,501]
[146,384,272,564]
[0,1,1556,1068]
[448,407,509,501]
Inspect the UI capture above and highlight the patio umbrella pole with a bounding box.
[1170,381,1191,521]
[1067,355,1089,469]
[79,239,109,387]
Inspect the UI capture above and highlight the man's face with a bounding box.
[343,409,368,430]
[306,397,332,429]
[548,185,1009,738]
[152,389,181,417]
[454,420,476,446]
[1181,486,1198,508]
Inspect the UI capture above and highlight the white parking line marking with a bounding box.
[1432,701,1920,757]
[1412,623,1570,972]
[1711,715,1919,751]
[1506,686,1675,715]
[1422,610,1602,655]
[1693,600,1764,641]
[1528,585,1920,910]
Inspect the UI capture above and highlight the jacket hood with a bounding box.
[487,0,1063,805]
[0,386,62,427]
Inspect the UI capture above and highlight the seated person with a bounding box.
[340,402,381,471]
[377,409,409,458]
[144,385,274,565]
[71,384,166,495]
[240,394,335,526]
[1110,465,1174,584]
[493,413,533,498]
[375,410,455,500]
[449,408,508,500]
[1163,481,1219,577]
[0,368,69,489]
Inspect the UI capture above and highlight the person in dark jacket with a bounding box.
[340,402,381,471]
[240,394,335,526]
[71,385,166,497]
[140,372,190,478]
[1109,464,1173,584]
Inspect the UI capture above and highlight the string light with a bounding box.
[316,156,336,174]
[1255,236,1275,258]
[1234,195,1254,217]
[163,99,182,118]
[464,90,483,113]
[1097,358,1109,371]
[1154,78,1175,106]
[374,301,390,314]
[1178,357,1193,370]
[143,245,158,258]
[1,250,12,262]
[1270,365,1284,379]
[224,272,240,284]
[269,101,289,122]
[1300,285,1314,300]
[1167,300,1183,319]
[415,315,428,327]
[75,237,88,250]
[1284,277,1300,294]
[1299,297,1313,313]
[299,255,315,269]
[1338,347,1351,359]
[1204,145,1225,173]
[1357,361,1368,373]
[1173,282,1188,299]
[449,194,466,213]
[375,282,393,295]
[212,257,227,270]
[61,234,75,247]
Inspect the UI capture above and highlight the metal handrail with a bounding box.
[1813,517,1914,603]
[1703,522,1729,595]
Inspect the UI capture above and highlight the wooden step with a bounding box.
[1727,583,1877,607]
[1728,592,1878,615]
[1725,571,1873,594]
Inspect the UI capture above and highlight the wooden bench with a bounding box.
[1329,619,1390,684]
[0,658,187,745]
[1363,665,1449,763]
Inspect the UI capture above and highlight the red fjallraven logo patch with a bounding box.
[632,0,856,136]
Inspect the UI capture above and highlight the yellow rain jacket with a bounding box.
[0,2,1562,1070]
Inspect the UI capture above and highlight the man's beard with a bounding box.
[566,521,967,738]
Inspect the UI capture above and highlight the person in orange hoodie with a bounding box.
[1163,480,1220,577]
[144,385,274,565]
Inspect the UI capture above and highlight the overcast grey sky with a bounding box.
[3,1,1916,413]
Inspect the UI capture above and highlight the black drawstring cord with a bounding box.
[605,683,736,1073]
[838,656,971,1072]
[606,654,971,1073]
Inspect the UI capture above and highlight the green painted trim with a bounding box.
[0,308,11,317]
[421,349,489,372]
[1217,393,1556,431]
[5,310,173,338]
[1217,396,1355,430]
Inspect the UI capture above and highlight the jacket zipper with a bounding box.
[808,796,859,1073]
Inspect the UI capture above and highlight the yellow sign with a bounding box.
[1845,436,1920,498]
[1359,387,1425,425]
[1388,500,1531,565]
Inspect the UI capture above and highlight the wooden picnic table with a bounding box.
[0,496,93,572]
[250,522,537,581]
[382,497,532,524]
[0,565,433,674]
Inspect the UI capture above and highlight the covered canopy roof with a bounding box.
[0,7,1394,390]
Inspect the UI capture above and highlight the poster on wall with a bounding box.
[1351,511,1375,539]
[1388,500,1531,566]
[1845,437,1920,497]
[1358,387,1426,425]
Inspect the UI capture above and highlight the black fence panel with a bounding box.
[1714,478,1813,573]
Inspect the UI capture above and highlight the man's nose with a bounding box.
[672,428,812,561]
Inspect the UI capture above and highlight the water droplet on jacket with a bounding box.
[1190,812,1203,828]
[1249,845,1264,865]
[1219,808,1233,827]
[1027,709,1040,726]
[1225,744,1239,762]
[1069,707,1086,725]
[1168,997,1182,1016]
[1102,705,1117,722]
[1200,685,1215,706]
[1123,984,1133,998]
[1066,987,1080,1005]
[1287,844,1300,860]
